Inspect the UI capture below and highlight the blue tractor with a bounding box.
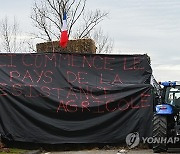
[153,81,180,153]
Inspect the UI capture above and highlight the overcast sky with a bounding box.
[0,0,180,81]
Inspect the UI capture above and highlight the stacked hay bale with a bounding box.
[36,39,96,54]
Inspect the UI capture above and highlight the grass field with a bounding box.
[0,148,28,154]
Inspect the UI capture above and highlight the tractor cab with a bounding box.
[153,81,180,153]
[155,81,180,114]
[163,82,180,108]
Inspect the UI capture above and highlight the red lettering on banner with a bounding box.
[93,56,103,70]
[55,95,151,113]
[81,101,90,112]
[66,100,78,112]
[104,57,114,71]
[44,54,57,67]
[10,71,20,82]
[112,74,123,84]
[78,72,88,84]
[7,54,16,67]
[93,100,104,113]
[12,84,22,96]
[43,71,53,83]
[0,53,152,115]
[106,100,116,112]
[118,99,130,111]
[91,87,102,100]
[82,56,92,68]
[34,70,44,83]
[22,54,33,66]
[103,87,112,99]
[71,54,80,68]
[33,70,53,83]
[22,70,34,83]
[67,71,89,85]
[79,86,89,100]
[35,55,43,68]
[134,57,144,70]
[123,57,133,70]
[25,84,39,98]
[67,88,78,99]
[100,73,106,84]
[100,74,123,84]
[52,88,63,99]
[41,86,51,97]
[0,54,16,67]
[59,54,71,67]
[124,57,145,70]
[67,71,77,83]
[57,100,67,112]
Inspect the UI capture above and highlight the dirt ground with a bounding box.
[42,149,152,154]
[38,145,180,154]
[41,149,151,154]
[41,148,180,154]
[1,141,180,154]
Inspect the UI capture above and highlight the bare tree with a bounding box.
[0,17,24,53]
[90,28,114,54]
[31,0,113,53]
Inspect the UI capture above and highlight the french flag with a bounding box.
[59,13,68,48]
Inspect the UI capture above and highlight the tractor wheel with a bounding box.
[152,114,167,153]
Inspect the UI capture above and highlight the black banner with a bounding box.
[0,53,153,143]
